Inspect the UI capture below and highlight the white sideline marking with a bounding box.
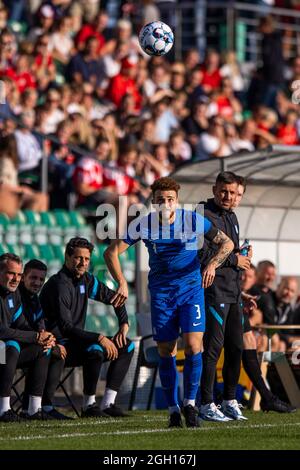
[0,416,166,430]
[0,422,299,442]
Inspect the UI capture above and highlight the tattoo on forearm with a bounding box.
[210,230,233,268]
[212,229,229,245]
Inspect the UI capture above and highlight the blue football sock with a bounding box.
[183,352,202,401]
[158,356,179,408]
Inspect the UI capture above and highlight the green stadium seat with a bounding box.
[10,211,27,226]
[6,244,23,257]
[52,245,65,263]
[54,210,71,229]
[4,228,18,246]
[128,313,137,336]
[23,244,40,260]
[23,210,42,226]
[127,246,136,261]
[33,225,49,246]
[106,314,118,336]
[95,268,107,283]
[39,245,55,263]
[18,223,33,245]
[39,212,61,245]
[63,228,77,244]
[48,233,63,246]
[69,211,86,228]
[0,213,9,229]
[0,243,8,255]
[85,314,102,334]
[40,212,56,228]
[78,225,94,241]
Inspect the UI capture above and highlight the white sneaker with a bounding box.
[221,400,248,421]
[199,402,233,422]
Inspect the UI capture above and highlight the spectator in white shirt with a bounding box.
[14,110,42,173]
[196,116,231,160]
[43,89,65,134]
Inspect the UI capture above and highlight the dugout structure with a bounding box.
[136,145,300,315]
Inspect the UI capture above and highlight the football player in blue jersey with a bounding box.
[104,177,234,428]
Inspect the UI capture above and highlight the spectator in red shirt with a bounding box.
[32,34,56,91]
[106,55,142,111]
[75,10,108,54]
[276,110,299,146]
[2,54,36,94]
[214,78,242,123]
[201,49,222,94]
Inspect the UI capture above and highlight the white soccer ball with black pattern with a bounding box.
[139,21,174,56]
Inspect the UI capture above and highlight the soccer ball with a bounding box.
[139,21,174,56]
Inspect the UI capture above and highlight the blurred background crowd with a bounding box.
[0,1,300,216]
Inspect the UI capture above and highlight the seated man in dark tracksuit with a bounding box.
[19,259,72,420]
[0,253,54,422]
[40,237,134,418]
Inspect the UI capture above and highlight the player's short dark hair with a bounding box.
[151,177,181,196]
[215,171,239,186]
[65,237,94,256]
[24,259,47,274]
[0,253,22,272]
[235,174,247,192]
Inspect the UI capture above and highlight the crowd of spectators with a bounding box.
[241,260,300,353]
[1,1,300,215]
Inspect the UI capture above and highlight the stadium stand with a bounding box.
[0,0,299,414]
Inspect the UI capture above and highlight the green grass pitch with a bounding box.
[0,410,299,450]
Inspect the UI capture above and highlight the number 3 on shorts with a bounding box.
[194,304,201,320]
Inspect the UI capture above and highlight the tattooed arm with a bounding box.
[202,230,234,288]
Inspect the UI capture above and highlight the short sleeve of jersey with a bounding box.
[123,222,141,246]
[193,212,218,241]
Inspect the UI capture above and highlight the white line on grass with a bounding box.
[1,422,300,442]
[0,416,166,430]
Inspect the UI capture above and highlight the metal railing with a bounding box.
[173,1,300,61]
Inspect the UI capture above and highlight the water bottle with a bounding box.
[240,239,250,256]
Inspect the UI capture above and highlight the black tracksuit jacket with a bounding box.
[40,266,128,344]
[199,198,242,304]
[0,285,38,343]
[19,282,45,332]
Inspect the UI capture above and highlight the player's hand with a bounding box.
[247,245,253,260]
[202,263,216,288]
[57,344,67,360]
[37,331,55,346]
[113,323,129,349]
[236,255,251,270]
[98,335,118,360]
[111,281,128,308]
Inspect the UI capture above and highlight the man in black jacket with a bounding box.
[0,253,54,422]
[259,15,285,108]
[19,259,71,420]
[199,172,251,422]
[234,178,296,413]
[40,237,134,418]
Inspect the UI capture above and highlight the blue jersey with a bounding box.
[124,209,215,290]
